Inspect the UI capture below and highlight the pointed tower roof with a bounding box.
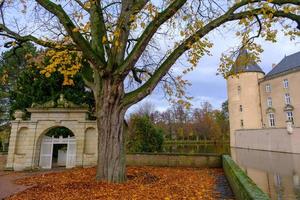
[229,49,265,75]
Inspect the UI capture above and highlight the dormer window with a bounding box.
[285,93,291,105]
[283,79,289,89]
[266,84,271,92]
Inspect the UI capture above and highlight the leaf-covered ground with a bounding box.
[8,167,225,200]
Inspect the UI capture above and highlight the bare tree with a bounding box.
[135,101,155,117]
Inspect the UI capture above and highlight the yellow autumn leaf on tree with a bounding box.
[102,36,107,44]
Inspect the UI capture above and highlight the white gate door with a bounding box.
[39,136,53,169]
[66,137,76,168]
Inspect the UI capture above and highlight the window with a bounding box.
[285,93,291,105]
[269,113,275,127]
[286,111,294,124]
[266,84,271,92]
[240,105,243,112]
[283,79,289,88]
[267,97,272,107]
[237,86,241,95]
[240,120,244,128]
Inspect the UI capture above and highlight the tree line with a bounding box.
[131,100,229,142]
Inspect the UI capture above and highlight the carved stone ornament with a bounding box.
[31,94,88,108]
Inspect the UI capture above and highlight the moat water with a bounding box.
[231,148,300,200]
[162,144,300,199]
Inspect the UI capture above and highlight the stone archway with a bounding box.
[38,126,76,169]
[6,99,98,171]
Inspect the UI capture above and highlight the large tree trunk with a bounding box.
[94,79,127,183]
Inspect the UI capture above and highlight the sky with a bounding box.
[128,30,300,114]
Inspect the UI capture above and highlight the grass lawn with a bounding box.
[8,166,224,200]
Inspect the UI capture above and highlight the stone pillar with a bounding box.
[6,121,19,170]
[25,123,38,170]
[72,123,85,167]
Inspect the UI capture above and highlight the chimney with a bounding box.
[272,63,276,68]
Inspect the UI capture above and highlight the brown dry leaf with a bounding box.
[8,167,224,200]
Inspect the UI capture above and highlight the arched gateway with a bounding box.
[6,95,98,171]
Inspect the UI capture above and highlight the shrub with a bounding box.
[127,115,164,153]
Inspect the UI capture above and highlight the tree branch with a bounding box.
[115,0,187,76]
[90,0,109,61]
[74,0,89,12]
[35,0,106,69]
[121,4,300,107]
[108,0,148,69]
[0,23,77,50]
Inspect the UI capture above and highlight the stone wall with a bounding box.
[126,153,221,168]
[222,155,270,200]
[234,128,300,153]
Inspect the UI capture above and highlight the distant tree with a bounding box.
[216,100,230,140]
[221,100,229,118]
[193,101,218,140]
[0,43,37,124]
[127,115,164,153]
[155,108,176,139]
[135,101,156,118]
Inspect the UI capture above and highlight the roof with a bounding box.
[265,51,300,77]
[229,49,264,75]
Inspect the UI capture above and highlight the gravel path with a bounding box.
[0,173,32,200]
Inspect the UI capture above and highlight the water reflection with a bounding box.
[231,148,300,200]
[162,143,230,154]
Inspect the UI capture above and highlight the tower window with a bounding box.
[283,79,289,88]
[284,93,291,105]
[239,105,243,112]
[286,111,294,124]
[267,97,272,107]
[269,113,275,127]
[240,120,244,128]
[237,86,241,95]
[266,84,271,92]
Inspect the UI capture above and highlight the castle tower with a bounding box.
[226,50,265,147]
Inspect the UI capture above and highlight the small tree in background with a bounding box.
[127,115,164,153]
